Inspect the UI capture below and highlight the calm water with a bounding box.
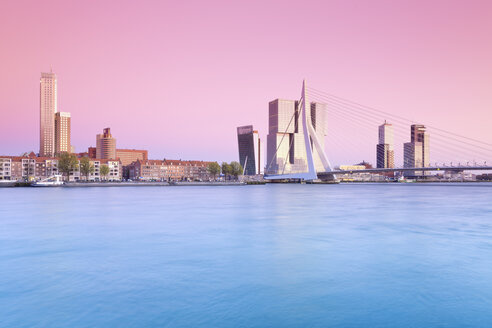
[1,184,492,327]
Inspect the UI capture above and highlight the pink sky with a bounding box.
[1,0,491,164]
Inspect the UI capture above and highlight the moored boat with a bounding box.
[398,177,416,183]
[32,175,65,187]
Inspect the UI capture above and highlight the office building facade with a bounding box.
[266,99,326,174]
[411,124,430,167]
[237,125,262,175]
[404,124,430,176]
[376,121,395,168]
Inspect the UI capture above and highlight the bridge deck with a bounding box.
[265,166,492,180]
[320,166,492,175]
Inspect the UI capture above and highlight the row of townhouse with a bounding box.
[127,159,213,181]
[0,152,122,181]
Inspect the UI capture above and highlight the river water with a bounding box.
[1,183,492,327]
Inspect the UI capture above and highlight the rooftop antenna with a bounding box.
[50,64,53,73]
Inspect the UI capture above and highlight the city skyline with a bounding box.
[2,67,488,174]
[1,1,492,164]
[3,69,487,172]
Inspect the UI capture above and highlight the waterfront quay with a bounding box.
[0,181,248,188]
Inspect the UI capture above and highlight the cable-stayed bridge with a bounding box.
[265,81,492,181]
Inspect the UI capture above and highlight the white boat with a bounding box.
[398,177,416,183]
[0,179,17,187]
[32,175,65,187]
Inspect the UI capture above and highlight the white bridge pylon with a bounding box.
[265,80,335,181]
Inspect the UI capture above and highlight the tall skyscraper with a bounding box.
[237,125,263,175]
[376,121,394,168]
[411,124,430,167]
[39,71,57,157]
[96,128,117,159]
[55,112,71,154]
[404,124,430,176]
[266,99,326,174]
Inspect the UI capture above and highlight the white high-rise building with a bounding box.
[377,121,395,168]
[266,99,327,174]
[39,71,57,157]
[378,121,394,148]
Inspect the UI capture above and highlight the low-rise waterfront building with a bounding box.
[88,147,97,159]
[0,153,122,182]
[441,170,476,182]
[338,165,366,171]
[91,159,122,181]
[1,153,60,181]
[75,156,122,181]
[0,158,12,180]
[336,163,386,182]
[116,148,148,179]
[85,147,147,179]
[127,159,213,181]
[477,174,492,181]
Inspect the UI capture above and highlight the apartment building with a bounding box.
[127,159,213,181]
[1,153,62,181]
[0,158,12,180]
[0,153,122,182]
[116,149,148,166]
[85,159,122,181]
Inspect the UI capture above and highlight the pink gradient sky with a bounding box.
[1,0,491,164]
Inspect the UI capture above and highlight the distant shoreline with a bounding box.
[1,181,249,188]
[2,180,491,188]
